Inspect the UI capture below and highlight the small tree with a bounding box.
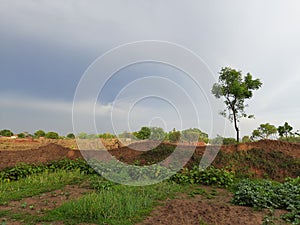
[0,129,13,137]
[135,127,151,140]
[34,130,46,138]
[181,128,209,143]
[222,137,237,145]
[17,133,26,138]
[251,123,277,140]
[212,67,262,142]
[278,122,293,141]
[66,133,75,139]
[242,136,251,143]
[45,131,59,139]
[168,128,181,143]
[149,127,165,141]
[210,135,224,145]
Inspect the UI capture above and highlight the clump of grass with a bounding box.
[44,181,184,225]
[0,170,85,203]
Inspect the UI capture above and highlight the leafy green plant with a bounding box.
[170,166,234,187]
[232,177,300,224]
[0,159,95,182]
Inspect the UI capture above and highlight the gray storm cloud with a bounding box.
[0,0,299,136]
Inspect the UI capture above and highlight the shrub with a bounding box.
[66,133,75,139]
[170,166,234,187]
[232,177,300,224]
[168,129,181,143]
[0,129,13,137]
[17,133,25,138]
[34,130,46,138]
[222,138,237,145]
[45,131,59,139]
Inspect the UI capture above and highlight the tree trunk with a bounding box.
[232,110,240,143]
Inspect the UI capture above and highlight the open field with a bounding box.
[0,139,299,224]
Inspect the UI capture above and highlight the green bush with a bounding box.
[232,177,300,224]
[0,129,13,137]
[168,130,181,143]
[34,130,46,138]
[17,133,25,138]
[66,133,75,139]
[45,131,59,139]
[170,166,234,187]
[0,159,95,182]
[222,138,237,145]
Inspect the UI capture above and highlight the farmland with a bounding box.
[0,139,299,224]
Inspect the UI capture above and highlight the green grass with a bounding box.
[0,169,86,204]
[42,181,186,225]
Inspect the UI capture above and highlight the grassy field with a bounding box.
[0,170,187,225]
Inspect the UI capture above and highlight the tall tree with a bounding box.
[212,67,262,142]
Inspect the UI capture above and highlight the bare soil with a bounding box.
[138,186,289,225]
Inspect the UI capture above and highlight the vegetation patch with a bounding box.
[0,170,85,204]
[42,181,184,225]
[232,177,300,224]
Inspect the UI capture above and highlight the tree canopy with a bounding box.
[0,129,13,137]
[34,130,46,138]
[278,122,294,140]
[251,123,277,140]
[135,127,151,140]
[45,131,59,139]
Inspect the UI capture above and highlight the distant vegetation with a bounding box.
[1,122,299,144]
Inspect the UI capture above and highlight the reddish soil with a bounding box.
[138,186,289,225]
[0,140,299,176]
[0,144,82,170]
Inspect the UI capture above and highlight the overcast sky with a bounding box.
[1,0,299,137]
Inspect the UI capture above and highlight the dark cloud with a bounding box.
[1,0,299,136]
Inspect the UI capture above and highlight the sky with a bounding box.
[0,0,300,138]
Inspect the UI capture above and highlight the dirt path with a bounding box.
[137,186,289,225]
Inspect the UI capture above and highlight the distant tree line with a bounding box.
[1,121,299,144]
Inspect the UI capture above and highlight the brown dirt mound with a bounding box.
[221,139,300,158]
[0,144,82,170]
[0,140,299,177]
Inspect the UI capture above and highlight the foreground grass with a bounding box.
[0,169,85,204]
[42,180,186,225]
